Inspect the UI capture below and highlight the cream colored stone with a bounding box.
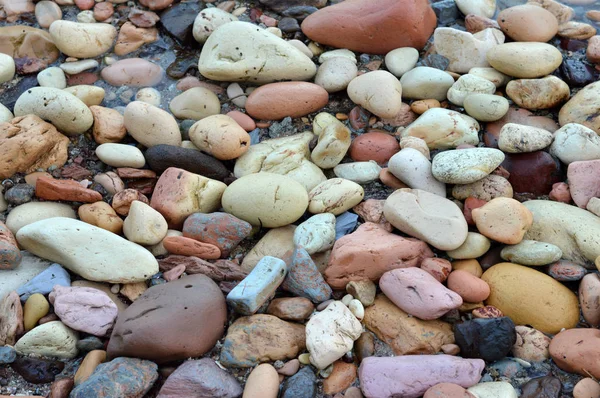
[315,57,357,93]
[15,321,78,359]
[123,101,181,147]
[550,123,600,164]
[487,42,563,78]
[319,49,356,64]
[37,66,66,89]
[311,113,352,169]
[498,123,553,153]
[123,201,168,246]
[135,87,161,106]
[293,213,336,255]
[347,71,402,118]
[385,47,419,77]
[400,108,480,149]
[0,53,15,84]
[241,225,296,272]
[192,7,238,43]
[169,87,221,120]
[464,93,509,122]
[456,0,496,18]
[308,178,364,216]
[189,114,251,160]
[472,198,533,245]
[0,103,14,123]
[96,143,145,168]
[388,148,446,196]
[447,74,496,107]
[60,59,98,75]
[432,148,505,184]
[434,28,505,74]
[333,161,381,184]
[49,20,116,58]
[63,85,105,107]
[452,175,513,201]
[468,67,511,88]
[447,232,491,259]
[400,67,454,101]
[6,202,76,235]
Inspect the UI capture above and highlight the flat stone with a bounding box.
[16,263,70,301]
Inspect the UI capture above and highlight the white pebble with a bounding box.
[341,294,354,306]
[60,59,99,75]
[0,53,16,84]
[135,88,161,107]
[348,299,365,320]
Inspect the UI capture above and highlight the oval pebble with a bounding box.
[308,178,364,215]
[96,144,146,168]
[333,161,381,184]
[463,94,509,122]
[500,240,562,266]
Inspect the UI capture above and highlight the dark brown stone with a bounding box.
[520,376,562,398]
[501,151,563,196]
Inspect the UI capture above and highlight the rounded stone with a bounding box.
[431,148,505,184]
[6,202,76,235]
[486,42,562,79]
[192,7,237,43]
[400,67,455,101]
[497,123,553,153]
[308,178,364,216]
[243,364,279,398]
[463,94,509,122]
[245,82,328,120]
[574,378,600,398]
[123,200,168,246]
[385,47,419,77]
[500,240,562,266]
[447,75,496,107]
[349,131,399,164]
[49,21,116,58]
[188,114,250,160]
[447,270,490,303]
[347,71,403,119]
[315,57,358,93]
[498,5,558,42]
[505,76,570,110]
[169,87,220,121]
[101,58,164,87]
[124,101,181,147]
[472,198,533,245]
[96,144,145,168]
[446,232,491,259]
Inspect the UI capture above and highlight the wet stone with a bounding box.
[11,357,65,384]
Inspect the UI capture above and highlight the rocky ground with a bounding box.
[2,0,600,397]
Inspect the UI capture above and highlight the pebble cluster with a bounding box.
[2,0,600,397]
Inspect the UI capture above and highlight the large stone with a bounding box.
[70,357,158,398]
[559,81,600,134]
[49,21,116,58]
[157,358,242,398]
[107,275,226,363]
[0,26,59,73]
[199,21,316,84]
[0,115,69,179]
[219,314,305,367]
[15,321,78,359]
[523,200,600,266]
[550,329,600,379]
[16,218,158,283]
[550,123,600,165]
[301,0,436,54]
[434,28,505,73]
[359,355,485,398]
[363,295,454,355]
[486,42,562,79]
[481,263,579,334]
[325,222,434,289]
[431,148,505,184]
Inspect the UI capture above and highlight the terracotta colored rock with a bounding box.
[424,383,475,398]
[93,2,113,21]
[359,355,485,398]
[111,189,149,216]
[463,197,487,226]
[0,115,69,179]
[380,267,463,320]
[182,212,252,256]
[363,295,454,355]
[116,168,156,179]
[245,82,328,120]
[114,22,158,56]
[266,297,314,322]
[89,106,126,144]
[101,58,164,87]
[49,286,118,337]
[107,274,227,363]
[323,361,357,395]
[159,255,247,281]
[157,358,243,398]
[301,0,436,54]
[349,131,399,165]
[139,0,173,10]
[325,222,434,289]
[78,202,123,234]
[549,328,600,378]
[472,198,533,244]
[447,270,490,303]
[150,167,227,228]
[128,9,160,28]
[0,291,23,346]
[549,182,571,203]
[379,168,409,189]
[420,258,452,283]
[49,377,74,398]
[219,314,306,367]
[568,159,600,208]
[36,177,102,203]
[501,151,563,196]
[163,236,221,259]
[226,111,256,132]
[0,221,21,271]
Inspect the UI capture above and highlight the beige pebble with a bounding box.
[96,143,145,168]
[123,200,168,245]
[169,87,221,120]
[308,178,364,216]
[78,201,124,234]
[49,20,116,58]
[188,114,250,160]
[243,364,279,398]
[64,85,106,107]
[124,101,181,147]
[347,71,402,118]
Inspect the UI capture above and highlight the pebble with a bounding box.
[23,293,49,331]
[93,2,113,21]
[70,357,157,398]
[14,87,93,135]
[497,4,558,42]
[246,82,328,120]
[512,325,550,362]
[447,232,491,260]
[388,148,446,196]
[36,177,102,203]
[101,58,164,87]
[385,47,419,77]
[308,178,364,216]
[421,258,453,282]
[301,0,436,54]
[243,364,279,398]
[293,213,336,254]
[11,356,64,384]
[0,345,16,364]
[162,236,221,259]
[112,188,148,216]
[306,301,362,369]
[192,8,237,44]
[424,383,474,398]
[319,49,356,64]
[311,114,352,169]
[90,106,127,144]
[35,1,62,28]
[380,267,463,320]
[530,0,573,24]
[559,21,597,40]
[469,67,511,87]
[506,76,570,110]
[482,262,579,334]
[0,291,23,346]
[17,217,158,283]
[472,198,532,244]
[0,53,15,84]
[580,273,600,326]
[400,66,455,101]
[189,115,250,160]
[346,280,376,307]
[5,183,35,205]
[468,382,518,398]
[434,28,505,74]
[158,358,243,398]
[456,0,495,17]
[486,42,563,78]
[463,94,509,122]
[359,355,484,398]
[347,71,403,118]
[240,225,294,272]
[182,212,251,256]
[559,81,600,133]
[37,66,66,89]
[349,131,398,164]
[64,85,105,107]
[568,159,600,208]
[401,108,480,149]
[227,111,256,131]
[548,260,585,282]
[135,87,161,106]
[267,297,314,322]
[199,21,316,83]
[145,145,229,181]
[315,56,358,93]
[455,317,515,362]
[227,256,286,315]
[15,320,79,359]
[283,247,332,302]
[410,99,441,115]
[220,314,305,367]
[574,378,600,398]
[498,123,553,153]
[124,101,182,146]
[550,123,600,164]
[323,361,357,395]
[550,328,600,378]
[281,367,317,398]
[169,87,221,120]
[0,102,13,123]
[500,240,562,266]
[16,263,70,301]
[49,21,116,58]
[447,75,496,107]
[501,151,561,196]
[61,60,98,76]
[432,148,505,184]
[333,161,381,183]
[95,143,145,168]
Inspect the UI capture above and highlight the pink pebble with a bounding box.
[567,159,600,208]
[74,0,95,10]
[227,111,256,132]
[549,182,571,203]
[164,264,186,281]
[259,14,278,27]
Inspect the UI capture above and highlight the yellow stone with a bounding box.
[23,293,49,331]
[482,262,579,334]
[452,259,483,277]
[74,350,107,385]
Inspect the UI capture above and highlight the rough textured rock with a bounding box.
[549,328,600,378]
[219,314,306,368]
[0,115,69,179]
[454,317,516,362]
[281,367,317,398]
[107,275,227,363]
[182,212,252,256]
[282,247,332,303]
[0,291,23,346]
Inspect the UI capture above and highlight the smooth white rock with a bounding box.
[315,57,358,93]
[388,148,446,196]
[63,85,105,107]
[400,66,455,101]
[400,108,480,149]
[6,202,76,235]
[385,47,419,77]
[135,88,161,107]
[0,252,53,301]
[288,39,313,58]
[0,53,15,84]
[469,67,511,88]
[464,93,509,122]
[318,49,356,64]
[333,161,381,183]
[550,123,600,164]
[0,103,13,123]
[347,71,403,119]
[456,0,496,18]
[498,123,553,153]
[60,59,99,75]
[123,101,181,147]
[123,201,168,246]
[49,20,116,58]
[192,7,237,44]
[96,144,145,168]
[447,74,496,107]
[37,67,66,89]
[468,382,518,398]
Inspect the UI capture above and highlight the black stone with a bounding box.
[431,0,459,25]
[520,376,562,398]
[5,183,35,205]
[166,54,198,79]
[559,59,597,87]
[282,6,318,21]
[159,2,201,44]
[454,317,516,362]
[145,145,231,181]
[279,17,301,33]
[11,357,65,384]
[281,367,317,398]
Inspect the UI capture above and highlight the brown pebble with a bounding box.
[162,236,221,259]
[277,359,300,376]
[74,350,106,385]
[111,188,149,216]
[245,82,329,120]
[379,168,409,189]
[116,168,157,179]
[323,361,357,395]
[354,332,375,363]
[226,110,256,132]
[441,343,461,355]
[49,377,74,398]
[93,2,114,21]
[36,177,102,203]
